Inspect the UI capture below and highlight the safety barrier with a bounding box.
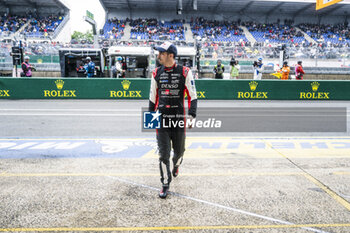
[0,77,349,100]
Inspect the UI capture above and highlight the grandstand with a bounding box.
[95,0,350,79]
[1,0,350,78]
[0,0,70,41]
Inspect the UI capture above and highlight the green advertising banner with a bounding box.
[0,78,349,100]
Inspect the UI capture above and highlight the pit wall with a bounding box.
[0,78,347,100]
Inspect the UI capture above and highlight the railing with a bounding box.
[198,43,350,68]
[52,14,70,39]
[1,40,350,69]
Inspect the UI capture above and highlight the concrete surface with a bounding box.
[0,100,349,233]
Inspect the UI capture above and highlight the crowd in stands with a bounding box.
[0,14,28,35]
[191,17,246,42]
[98,17,350,49]
[102,18,125,39]
[298,23,350,45]
[243,20,306,45]
[20,15,64,38]
[129,18,185,41]
[0,13,64,38]
[2,15,350,66]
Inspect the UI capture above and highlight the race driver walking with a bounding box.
[149,42,197,198]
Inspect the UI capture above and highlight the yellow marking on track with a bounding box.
[333,171,350,175]
[263,139,350,212]
[1,223,350,232]
[0,172,304,177]
[304,174,350,211]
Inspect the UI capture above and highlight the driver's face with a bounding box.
[157,51,171,65]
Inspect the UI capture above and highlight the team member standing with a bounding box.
[213,59,225,79]
[295,61,305,80]
[280,61,290,80]
[149,42,197,199]
[21,56,35,77]
[84,57,95,78]
[230,60,240,79]
[113,56,124,78]
[253,57,264,80]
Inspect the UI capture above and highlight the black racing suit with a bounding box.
[149,63,197,186]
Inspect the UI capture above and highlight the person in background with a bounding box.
[113,56,124,78]
[280,61,290,80]
[253,57,264,80]
[21,56,35,77]
[84,57,95,78]
[295,61,305,80]
[230,59,240,79]
[121,57,127,78]
[213,59,225,79]
[76,62,85,77]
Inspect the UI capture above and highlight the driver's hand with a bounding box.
[188,115,194,129]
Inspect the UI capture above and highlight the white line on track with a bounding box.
[0,109,140,111]
[107,176,329,233]
[0,114,140,116]
[340,193,350,199]
[0,109,348,112]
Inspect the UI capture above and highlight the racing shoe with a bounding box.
[159,185,169,199]
[172,166,179,178]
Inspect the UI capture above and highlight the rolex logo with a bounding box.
[300,82,329,99]
[311,82,320,92]
[249,81,258,91]
[44,79,76,98]
[55,80,64,90]
[237,81,268,99]
[121,80,131,90]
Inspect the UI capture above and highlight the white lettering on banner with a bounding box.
[9,143,38,150]
[0,143,17,149]
[163,118,222,129]
[29,142,86,150]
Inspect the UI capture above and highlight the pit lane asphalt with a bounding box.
[0,99,349,137]
[0,100,350,233]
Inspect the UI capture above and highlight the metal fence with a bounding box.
[199,43,350,68]
[1,40,350,68]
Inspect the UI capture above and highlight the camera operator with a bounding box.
[213,59,225,79]
[230,59,240,79]
[253,57,264,80]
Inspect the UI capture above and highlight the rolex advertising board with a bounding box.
[0,78,349,100]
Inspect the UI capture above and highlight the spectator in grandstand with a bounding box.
[129,18,185,41]
[280,61,290,80]
[21,56,35,77]
[84,57,95,78]
[21,15,63,38]
[0,14,28,34]
[230,59,240,79]
[253,57,264,80]
[295,61,305,80]
[213,59,225,79]
[191,17,245,43]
